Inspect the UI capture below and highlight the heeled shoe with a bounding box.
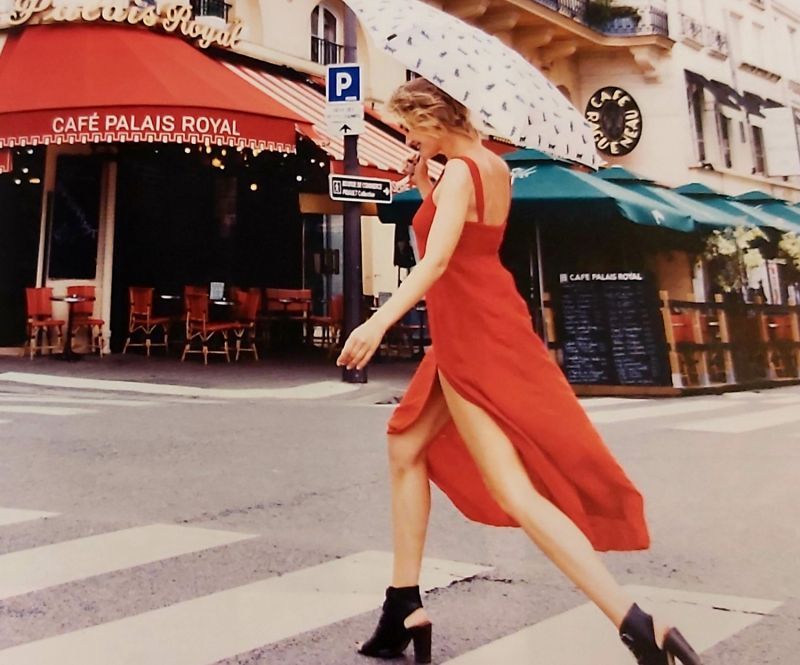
[358,585,433,663]
[619,603,703,665]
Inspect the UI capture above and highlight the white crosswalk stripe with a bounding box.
[587,398,738,424]
[0,395,156,407]
[443,586,781,664]
[0,507,59,527]
[0,524,257,600]
[0,405,96,416]
[0,549,489,665]
[672,404,800,433]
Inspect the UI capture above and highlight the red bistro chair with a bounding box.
[309,293,344,350]
[231,287,262,361]
[66,285,105,356]
[181,292,237,364]
[24,287,64,358]
[123,287,171,356]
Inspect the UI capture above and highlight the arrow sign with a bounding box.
[329,174,393,204]
[324,102,364,136]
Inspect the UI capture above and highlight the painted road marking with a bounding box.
[0,524,256,600]
[671,404,800,433]
[0,372,359,400]
[588,399,738,424]
[0,405,96,417]
[443,585,781,664]
[578,397,647,410]
[0,507,59,527]
[0,395,157,407]
[0,550,490,664]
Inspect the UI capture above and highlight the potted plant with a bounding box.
[703,225,768,300]
[585,0,642,34]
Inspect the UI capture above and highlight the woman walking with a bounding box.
[337,77,702,665]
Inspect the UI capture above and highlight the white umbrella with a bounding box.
[342,0,599,169]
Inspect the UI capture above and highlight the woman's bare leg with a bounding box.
[387,379,450,625]
[437,372,664,638]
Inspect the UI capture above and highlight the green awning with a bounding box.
[733,191,800,232]
[675,183,798,233]
[380,150,695,232]
[597,167,745,229]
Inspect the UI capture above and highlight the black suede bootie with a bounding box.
[358,586,432,663]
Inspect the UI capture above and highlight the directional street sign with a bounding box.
[329,174,393,204]
[326,64,362,103]
[323,101,365,136]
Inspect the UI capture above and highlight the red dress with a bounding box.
[387,157,650,552]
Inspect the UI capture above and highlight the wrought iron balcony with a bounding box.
[530,0,669,38]
[191,0,231,22]
[678,12,705,46]
[311,37,344,65]
[705,27,729,58]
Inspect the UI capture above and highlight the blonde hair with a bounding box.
[387,78,478,138]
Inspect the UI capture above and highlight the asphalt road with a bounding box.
[0,378,798,664]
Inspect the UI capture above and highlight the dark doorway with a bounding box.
[0,147,46,345]
[110,144,306,351]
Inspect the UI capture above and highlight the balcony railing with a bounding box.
[678,12,705,46]
[705,27,729,58]
[530,0,669,38]
[311,37,344,65]
[191,0,231,22]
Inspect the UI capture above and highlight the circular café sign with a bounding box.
[585,87,643,156]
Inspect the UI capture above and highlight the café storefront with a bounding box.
[0,14,418,351]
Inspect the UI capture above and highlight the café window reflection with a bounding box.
[47,155,102,280]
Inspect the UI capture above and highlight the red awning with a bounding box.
[0,24,308,152]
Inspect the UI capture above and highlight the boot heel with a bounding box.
[411,623,432,664]
[664,629,702,665]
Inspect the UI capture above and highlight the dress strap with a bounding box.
[451,156,485,224]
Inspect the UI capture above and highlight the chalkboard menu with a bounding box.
[557,272,670,386]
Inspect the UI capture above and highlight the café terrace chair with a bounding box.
[308,293,344,352]
[66,285,105,357]
[231,287,261,361]
[261,287,312,345]
[122,286,171,357]
[24,287,64,359]
[181,292,237,364]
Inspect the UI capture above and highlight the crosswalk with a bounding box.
[0,390,216,428]
[579,389,800,434]
[0,505,781,664]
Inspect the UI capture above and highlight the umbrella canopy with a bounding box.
[342,0,598,168]
[379,150,694,232]
[675,183,799,233]
[597,167,746,229]
[733,191,800,232]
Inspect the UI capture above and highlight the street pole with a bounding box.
[342,7,367,384]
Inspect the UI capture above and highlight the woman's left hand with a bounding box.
[336,318,386,370]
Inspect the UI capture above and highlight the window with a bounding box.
[687,84,706,162]
[751,124,766,174]
[406,70,421,82]
[311,4,342,65]
[717,112,733,168]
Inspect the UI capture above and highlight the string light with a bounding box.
[29,178,41,184]
[184,147,191,154]
[250,183,258,191]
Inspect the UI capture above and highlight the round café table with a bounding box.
[50,294,96,362]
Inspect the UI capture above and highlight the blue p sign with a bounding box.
[327,64,362,103]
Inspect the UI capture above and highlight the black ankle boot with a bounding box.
[619,603,702,665]
[358,586,432,663]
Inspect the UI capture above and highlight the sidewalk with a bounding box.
[0,350,417,403]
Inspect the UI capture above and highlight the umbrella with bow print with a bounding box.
[341,0,599,169]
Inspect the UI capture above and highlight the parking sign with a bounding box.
[326,64,362,103]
